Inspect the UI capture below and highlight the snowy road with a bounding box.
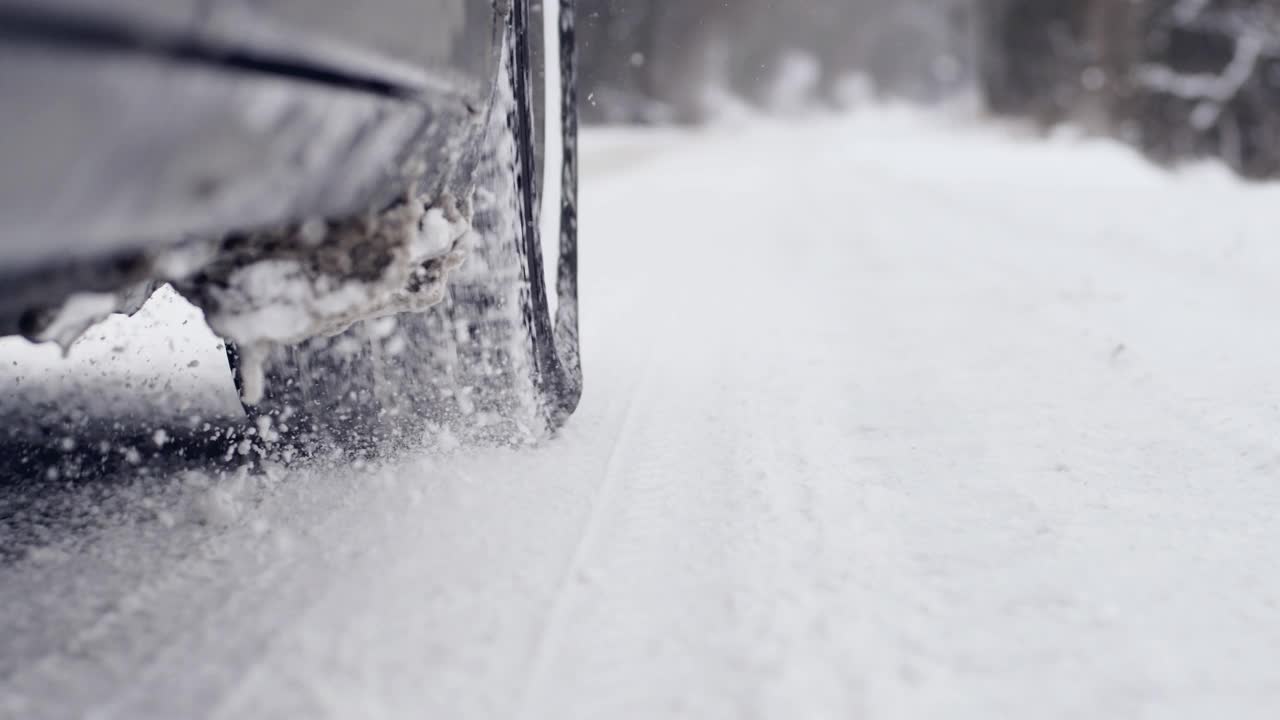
[5,110,1280,718]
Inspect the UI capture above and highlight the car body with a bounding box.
[0,0,584,450]
[0,0,499,337]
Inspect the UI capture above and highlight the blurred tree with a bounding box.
[577,0,973,123]
[578,0,744,123]
[977,0,1280,178]
[577,0,1280,178]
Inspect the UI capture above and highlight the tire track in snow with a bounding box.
[511,351,657,720]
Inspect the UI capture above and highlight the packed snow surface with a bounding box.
[4,108,1280,718]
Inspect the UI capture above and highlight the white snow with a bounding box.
[201,207,470,350]
[190,199,470,404]
[5,108,1280,718]
[33,291,127,351]
[0,284,242,421]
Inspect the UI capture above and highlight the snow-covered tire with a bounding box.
[232,0,581,456]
